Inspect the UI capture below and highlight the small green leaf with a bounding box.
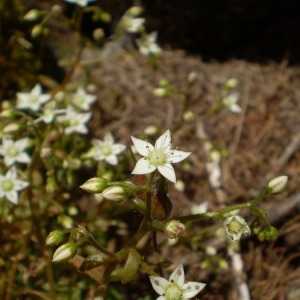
[79,253,112,272]
[120,249,140,284]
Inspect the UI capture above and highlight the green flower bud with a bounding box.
[102,186,124,202]
[153,87,169,98]
[24,9,41,21]
[0,109,16,118]
[45,230,65,246]
[3,123,21,133]
[31,24,44,38]
[188,72,197,85]
[224,78,238,89]
[127,6,143,17]
[266,175,288,194]
[52,242,78,263]
[164,220,185,239]
[80,177,108,193]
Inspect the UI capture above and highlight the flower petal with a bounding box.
[6,190,19,204]
[183,282,206,298]
[149,276,169,295]
[131,158,156,175]
[155,129,171,149]
[168,150,191,163]
[105,155,117,166]
[131,136,154,156]
[104,132,114,144]
[112,144,126,155]
[169,264,185,286]
[157,163,176,183]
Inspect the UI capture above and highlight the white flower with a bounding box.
[124,17,145,33]
[222,93,241,113]
[86,132,126,165]
[57,107,91,135]
[63,0,96,7]
[131,130,191,183]
[35,102,66,124]
[150,264,206,300]
[137,32,161,56]
[16,84,51,112]
[0,167,29,204]
[71,87,97,111]
[0,137,31,166]
[223,216,250,241]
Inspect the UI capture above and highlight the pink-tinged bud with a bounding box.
[80,177,108,193]
[52,242,77,263]
[164,220,185,239]
[45,230,65,246]
[101,186,124,202]
[267,176,288,194]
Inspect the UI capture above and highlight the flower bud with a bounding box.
[45,230,65,246]
[266,175,288,194]
[223,216,250,241]
[153,87,169,98]
[164,220,185,239]
[31,24,44,38]
[102,186,124,202]
[52,242,78,262]
[3,122,21,133]
[93,28,105,41]
[0,109,16,118]
[24,9,41,21]
[80,177,108,193]
[224,78,238,89]
[257,226,278,241]
[127,6,143,17]
[188,72,197,85]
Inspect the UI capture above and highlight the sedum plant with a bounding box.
[0,0,289,299]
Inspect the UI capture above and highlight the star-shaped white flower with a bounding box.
[137,32,162,56]
[131,129,191,183]
[85,132,126,165]
[224,215,250,241]
[124,17,145,33]
[150,264,206,300]
[16,84,51,112]
[71,87,97,111]
[57,107,91,135]
[0,167,29,204]
[35,102,66,124]
[0,137,31,166]
[222,93,241,114]
[63,0,96,7]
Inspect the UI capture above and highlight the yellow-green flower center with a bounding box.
[1,179,14,191]
[29,95,38,104]
[100,145,112,156]
[148,148,167,166]
[73,95,84,106]
[7,146,19,157]
[164,283,183,300]
[228,218,243,234]
[69,118,79,126]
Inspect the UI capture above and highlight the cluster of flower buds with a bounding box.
[46,227,88,263]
